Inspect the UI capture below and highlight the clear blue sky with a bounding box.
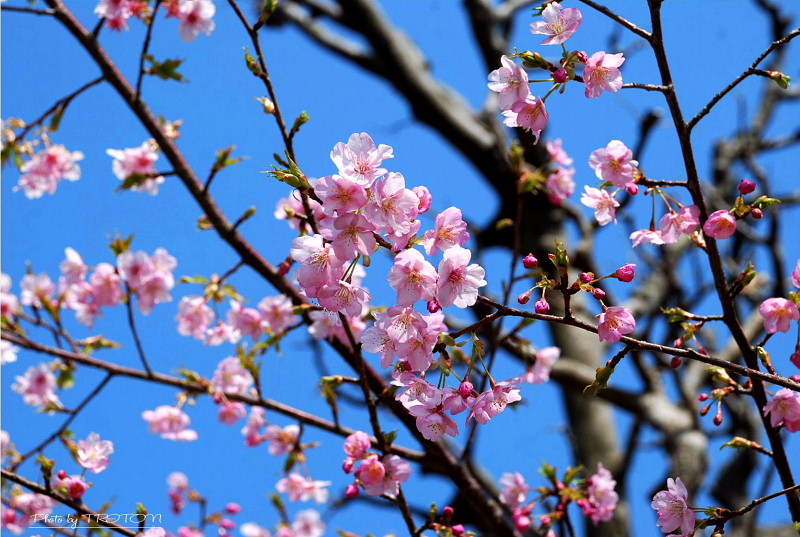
[3,1,800,536]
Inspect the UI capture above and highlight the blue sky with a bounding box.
[3,1,800,536]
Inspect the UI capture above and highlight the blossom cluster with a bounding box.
[341,431,412,497]
[14,144,83,199]
[107,140,165,194]
[95,0,216,41]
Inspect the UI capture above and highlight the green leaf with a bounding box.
[260,0,279,22]
[584,365,614,396]
[244,48,262,76]
[50,105,66,132]
[212,146,246,174]
[109,233,135,256]
[290,111,310,138]
[752,195,781,210]
[143,55,187,82]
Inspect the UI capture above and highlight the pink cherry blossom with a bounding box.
[60,247,89,285]
[531,2,583,45]
[240,522,271,537]
[396,330,438,372]
[276,473,331,503]
[763,388,800,432]
[94,0,134,30]
[355,453,386,490]
[307,308,366,344]
[1,341,19,365]
[588,140,638,189]
[15,145,83,199]
[344,431,372,461]
[630,229,666,247]
[176,296,215,339]
[290,234,346,296]
[406,390,460,441]
[580,464,619,525]
[502,95,549,144]
[358,454,411,496]
[259,294,299,334]
[12,362,60,409]
[1,273,19,318]
[759,297,800,333]
[317,280,371,317]
[107,141,165,194]
[312,175,368,214]
[597,306,636,343]
[20,272,56,309]
[53,474,88,499]
[500,472,531,510]
[651,477,696,535]
[659,205,701,243]
[117,248,177,314]
[524,346,560,384]
[487,55,531,110]
[89,262,124,307]
[11,493,53,533]
[436,246,487,308]
[365,172,420,234]
[77,432,114,474]
[583,52,625,98]
[468,378,522,424]
[264,424,300,456]
[792,260,800,288]
[545,166,576,205]
[320,212,377,260]
[547,138,574,166]
[242,407,267,446]
[703,210,737,239]
[581,186,619,226]
[292,509,325,537]
[361,324,397,368]
[227,300,266,340]
[330,132,394,187]
[212,356,254,395]
[142,405,198,441]
[422,207,470,256]
[178,0,216,42]
[219,401,248,425]
[388,248,438,306]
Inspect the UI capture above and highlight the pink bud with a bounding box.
[553,68,568,84]
[443,506,455,520]
[670,356,682,369]
[452,524,465,536]
[713,409,724,426]
[698,393,710,402]
[580,272,594,283]
[413,186,433,213]
[514,514,532,532]
[345,483,360,499]
[522,253,539,269]
[592,288,606,299]
[278,259,292,276]
[626,183,640,196]
[58,470,69,479]
[427,299,441,313]
[518,290,532,304]
[739,179,756,194]
[67,479,88,499]
[535,298,550,314]
[751,208,763,219]
[343,459,355,474]
[576,51,588,63]
[703,210,737,239]
[791,351,800,369]
[700,404,712,417]
[459,381,474,397]
[220,519,236,530]
[615,263,637,283]
[791,375,800,383]
[225,503,242,515]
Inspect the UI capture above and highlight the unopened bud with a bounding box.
[443,506,455,521]
[535,298,550,314]
[427,298,441,313]
[670,356,682,369]
[592,288,606,299]
[713,409,724,426]
[522,253,539,269]
[615,263,637,283]
[739,179,756,194]
[791,351,800,369]
[278,259,292,276]
[698,393,710,402]
[518,289,533,304]
[626,183,640,196]
[751,208,763,219]
[553,68,568,84]
[576,51,588,63]
[413,186,433,213]
[452,524,465,537]
[57,470,69,479]
[459,381,474,397]
[225,503,242,515]
[345,483,360,499]
[580,272,594,283]
[220,519,236,530]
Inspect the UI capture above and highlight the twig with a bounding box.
[123,284,154,376]
[135,0,163,101]
[19,76,105,140]
[2,6,56,15]
[576,0,652,42]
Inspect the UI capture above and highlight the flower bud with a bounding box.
[518,289,532,305]
[670,356,682,369]
[427,298,441,313]
[413,186,433,213]
[459,381,474,397]
[535,298,550,314]
[452,524,465,537]
[576,51,588,63]
[345,483,360,499]
[751,207,763,219]
[698,393,710,402]
[739,179,756,194]
[553,68,568,84]
[58,470,69,479]
[791,351,800,369]
[225,503,242,515]
[580,272,595,283]
[220,519,236,530]
[278,259,292,276]
[713,409,724,426]
[592,288,606,299]
[626,183,640,196]
[67,478,88,499]
[443,506,455,521]
[615,263,637,283]
[522,253,539,269]
[343,458,355,474]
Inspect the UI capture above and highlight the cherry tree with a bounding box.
[2,1,800,537]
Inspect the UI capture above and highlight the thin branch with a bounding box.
[19,76,105,140]
[688,26,800,131]
[2,5,56,15]
[576,0,652,42]
[123,284,154,376]
[135,0,163,101]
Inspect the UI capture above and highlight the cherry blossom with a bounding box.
[227,300,265,340]
[358,454,411,496]
[344,431,371,464]
[12,362,60,409]
[53,473,89,499]
[276,473,331,503]
[219,401,248,425]
[524,346,560,384]
[15,145,83,199]
[291,235,346,296]
[292,509,325,537]
[365,172,420,234]
[407,392,460,441]
[422,207,470,256]
[502,95,549,144]
[702,210,737,239]
[579,464,619,525]
[588,140,638,189]
[1,341,19,365]
[319,212,377,260]
[178,0,216,42]
[1,273,19,318]
[546,167,576,205]
[500,472,531,510]
[242,407,267,446]
[759,297,799,334]
[212,356,254,396]
[651,477,696,536]
[468,378,522,424]
[94,0,134,30]
[107,141,165,194]
[436,246,487,308]
[317,279,371,317]
[142,405,198,441]
[487,55,531,110]
[792,260,800,288]
[659,205,701,243]
[312,175,368,214]
[259,294,299,334]
[583,52,625,98]
[630,229,666,247]
[117,248,177,314]
[20,272,56,309]
[763,388,800,432]
[330,132,393,187]
[597,306,636,343]
[530,2,583,45]
[77,432,114,474]
[176,296,215,339]
[547,139,574,166]
[264,424,300,456]
[581,186,619,226]
[388,248,438,306]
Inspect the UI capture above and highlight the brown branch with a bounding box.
[576,0,652,42]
